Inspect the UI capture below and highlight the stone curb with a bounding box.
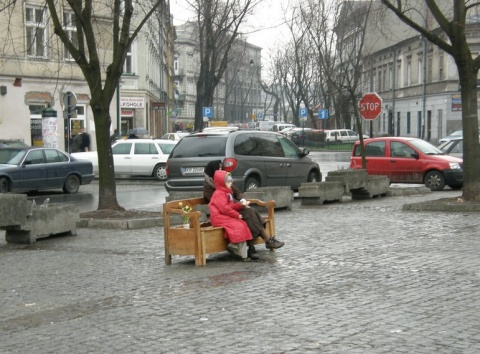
[78,217,162,230]
[403,201,480,212]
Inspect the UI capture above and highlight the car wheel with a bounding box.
[448,184,463,190]
[0,177,9,193]
[425,170,445,191]
[307,170,320,182]
[153,163,167,181]
[63,174,80,194]
[244,176,260,190]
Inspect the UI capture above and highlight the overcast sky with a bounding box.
[169,0,292,60]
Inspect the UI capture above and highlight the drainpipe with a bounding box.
[391,47,396,136]
[422,35,427,140]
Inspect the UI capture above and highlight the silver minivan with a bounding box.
[165,130,321,192]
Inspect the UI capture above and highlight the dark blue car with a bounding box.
[0,147,94,194]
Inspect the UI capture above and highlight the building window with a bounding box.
[439,53,445,80]
[417,57,423,84]
[396,61,401,88]
[383,68,387,92]
[124,43,133,74]
[406,58,412,86]
[407,112,411,134]
[63,12,78,61]
[378,70,382,92]
[26,6,47,58]
[427,56,432,82]
[389,65,393,90]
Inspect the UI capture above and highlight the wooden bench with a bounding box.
[163,197,276,266]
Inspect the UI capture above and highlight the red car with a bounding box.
[349,137,463,191]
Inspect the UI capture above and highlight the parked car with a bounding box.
[165,130,322,192]
[0,147,94,194]
[284,128,313,146]
[439,129,463,144]
[325,129,366,143]
[437,131,479,157]
[271,123,296,133]
[72,139,177,181]
[161,132,189,141]
[0,139,29,148]
[349,137,463,191]
[255,120,276,131]
[438,137,463,158]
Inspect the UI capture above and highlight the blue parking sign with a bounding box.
[299,108,308,117]
[203,107,213,117]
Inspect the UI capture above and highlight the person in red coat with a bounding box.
[204,160,284,260]
[209,170,253,261]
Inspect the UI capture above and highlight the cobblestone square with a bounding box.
[1,190,479,353]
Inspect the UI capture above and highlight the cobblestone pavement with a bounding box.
[1,190,480,353]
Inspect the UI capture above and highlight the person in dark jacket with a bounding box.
[204,160,284,260]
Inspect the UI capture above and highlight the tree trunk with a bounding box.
[457,60,480,201]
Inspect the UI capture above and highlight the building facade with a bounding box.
[0,1,174,150]
[338,1,480,144]
[173,22,263,129]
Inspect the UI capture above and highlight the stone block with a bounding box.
[5,204,79,244]
[325,169,368,192]
[244,186,294,210]
[0,194,29,227]
[351,176,390,199]
[298,181,344,205]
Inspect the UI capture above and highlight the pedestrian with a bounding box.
[207,165,284,261]
[110,129,118,144]
[78,128,91,152]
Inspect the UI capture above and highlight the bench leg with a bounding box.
[165,250,172,265]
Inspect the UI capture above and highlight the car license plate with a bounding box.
[184,167,204,174]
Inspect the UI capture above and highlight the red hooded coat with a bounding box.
[209,170,253,244]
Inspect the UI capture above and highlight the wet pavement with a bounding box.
[1,187,480,353]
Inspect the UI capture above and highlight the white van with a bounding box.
[325,129,366,142]
[255,121,275,131]
[271,123,296,133]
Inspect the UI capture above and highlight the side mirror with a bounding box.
[411,153,419,159]
[300,148,309,157]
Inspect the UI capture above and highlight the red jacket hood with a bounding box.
[213,170,232,194]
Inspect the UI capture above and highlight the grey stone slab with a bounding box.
[0,194,29,227]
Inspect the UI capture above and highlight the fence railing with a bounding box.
[304,140,354,151]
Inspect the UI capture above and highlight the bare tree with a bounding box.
[43,0,164,210]
[381,0,480,200]
[184,0,259,131]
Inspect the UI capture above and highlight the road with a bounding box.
[28,151,353,213]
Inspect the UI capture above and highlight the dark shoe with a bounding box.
[265,237,285,249]
[248,247,259,260]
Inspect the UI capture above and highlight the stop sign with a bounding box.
[359,92,382,120]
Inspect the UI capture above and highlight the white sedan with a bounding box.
[72,139,177,181]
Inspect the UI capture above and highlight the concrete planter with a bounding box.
[4,204,79,244]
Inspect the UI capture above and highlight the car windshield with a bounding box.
[0,149,26,165]
[170,135,228,157]
[409,139,444,155]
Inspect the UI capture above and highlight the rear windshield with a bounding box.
[170,135,228,158]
